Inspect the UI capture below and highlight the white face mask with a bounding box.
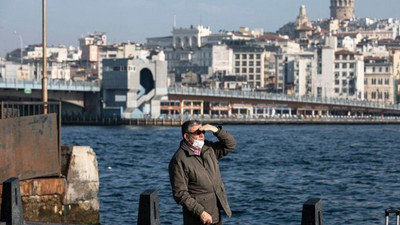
[192,139,204,149]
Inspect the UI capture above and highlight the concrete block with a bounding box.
[138,189,160,225]
[0,177,24,225]
[64,146,99,209]
[301,198,324,225]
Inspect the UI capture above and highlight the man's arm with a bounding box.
[207,125,237,159]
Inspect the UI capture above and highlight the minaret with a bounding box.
[330,0,355,20]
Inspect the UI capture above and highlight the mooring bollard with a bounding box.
[0,177,24,225]
[385,208,399,225]
[137,189,160,225]
[301,198,324,225]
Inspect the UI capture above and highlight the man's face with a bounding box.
[184,124,205,144]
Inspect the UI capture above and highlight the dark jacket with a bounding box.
[169,126,237,225]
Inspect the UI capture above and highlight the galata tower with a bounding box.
[330,0,355,20]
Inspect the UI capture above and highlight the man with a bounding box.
[169,120,237,225]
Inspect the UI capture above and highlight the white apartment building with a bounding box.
[274,40,301,93]
[232,46,266,89]
[332,50,364,100]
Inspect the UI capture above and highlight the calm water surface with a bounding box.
[61,125,400,225]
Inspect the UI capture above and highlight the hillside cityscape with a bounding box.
[1,0,400,119]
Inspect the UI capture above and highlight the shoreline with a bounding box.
[61,117,400,126]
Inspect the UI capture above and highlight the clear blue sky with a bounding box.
[0,0,399,57]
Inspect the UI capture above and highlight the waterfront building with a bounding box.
[274,40,301,93]
[363,56,395,104]
[332,49,364,100]
[231,43,266,89]
[389,48,400,103]
[102,57,167,118]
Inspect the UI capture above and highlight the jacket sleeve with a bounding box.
[169,158,205,217]
[211,126,237,159]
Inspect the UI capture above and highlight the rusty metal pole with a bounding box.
[42,0,48,114]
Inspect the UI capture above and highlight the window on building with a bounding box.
[256,54,261,59]
[364,78,368,85]
[372,92,376,99]
[256,75,261,80]
[256,82,261,87]
[350,55,355,60]
[249,61,254,66]
[235,61,240,66]
[335,55,340,60]
[379,67,382,72]
[235,68,240,73]
[242,54,247,59]
[342,72,347,77]
[342,80,347,86]
[378,78,383,85]
[364,92,368,99]
[378,92,383,99]
[256,68,261,73]
[350,72,354,77]
[342,63,347,68]
[342,88,347,93]
[249,68,254,73]
[385,78,390,85]
[256,61,261,66]
[349,63,355,68]
[335,88,340,93]
[386,67,389,72]
[242,68,247,73]
[249,54,254,59]
[249,75,254,80]
[242,61,247,66]
[317,87,322,97]
[372,67,375,72]
[372,78,376,84]
[335,63,340,69]
[385,92,390,99]
[335,72,340,78]
[335,80,340,85]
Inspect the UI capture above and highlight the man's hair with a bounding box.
[181,120,201,138]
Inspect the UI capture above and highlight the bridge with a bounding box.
[167,86,400,116]
[0,78,101,117]
[0,78,399,118]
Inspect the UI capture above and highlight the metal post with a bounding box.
[42,0,48,114]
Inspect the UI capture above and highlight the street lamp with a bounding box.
[42,0,48,114]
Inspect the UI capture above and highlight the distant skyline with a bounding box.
[1,0,399,57]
